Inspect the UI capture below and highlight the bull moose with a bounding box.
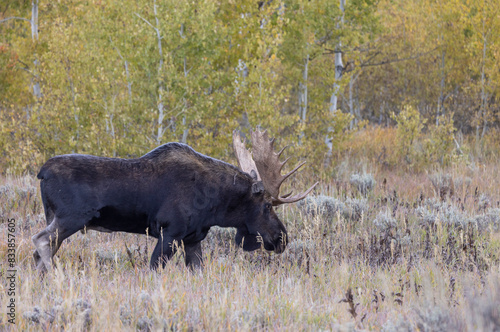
[32,129,317,271]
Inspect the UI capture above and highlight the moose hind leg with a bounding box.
[33,203,57,269]
[32,217,79,271]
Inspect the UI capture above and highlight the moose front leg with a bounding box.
[150,235,178,270]
[184,242,203,269]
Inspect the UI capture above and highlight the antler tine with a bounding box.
[270,137,276,147]
[260,130,270,143]
[280,161,306,183]
[274,161,306,197]
[277,145,288,157]
[272,182,319,206]
[279,157,291,172]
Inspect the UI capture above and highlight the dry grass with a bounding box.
[1,159,500,331]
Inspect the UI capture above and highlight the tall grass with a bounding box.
[1,157,499,331]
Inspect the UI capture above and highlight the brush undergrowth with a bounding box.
[1,158,500,331]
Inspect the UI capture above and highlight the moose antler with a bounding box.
[233,129,318,205]
[251,130,318,205]
[233,131,260,181]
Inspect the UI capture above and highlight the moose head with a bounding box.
[232,129,318,254]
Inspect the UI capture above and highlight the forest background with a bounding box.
[1,0,499,174]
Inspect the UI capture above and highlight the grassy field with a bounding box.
[1,155,500,331]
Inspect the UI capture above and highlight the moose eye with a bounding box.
[265,203,272,211]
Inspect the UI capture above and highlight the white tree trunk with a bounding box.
[325,0,345,159]
[153,1,165,144]
[31,0,38,40]
[181,56,189,144]
[65,65,79,143]
[329,0,345,114]
[110,38,132,106]
[298,54,309,144]
[348,72,360,130]
[104,94,117,157]
[31,0,41,103]
[124,60,132,105]
[135,6,166,143]
[329,49,343,114]
[181,111,188,144]
[480,17,488,139]
[137,2,165,143]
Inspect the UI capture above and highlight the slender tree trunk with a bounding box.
[64,62,79,144]
[154,0,165,144]
[110,38,132,106]
[124,60,132,105]
[298,54,309,144]
[325,0,345,162]
[437,45,445,125]
[181,22,190,144]
[181,113,188,144]
[31,0,38,40]
[348,72,360,130]
[329,48,343,114]
[30,0,41,120]
[31,0,40,97]
[480,18,488,139]
[104,94,117,157]
[181,58,189,144]
[235,59,248,95]
[329,0,345,115]
[136,4,166,143]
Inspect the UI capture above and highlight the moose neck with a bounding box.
[209,169,255,229]
[140,143,256,230]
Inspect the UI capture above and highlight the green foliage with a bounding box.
[391,106,459,168]
[0,0,380,174]
[424,115,456,165]
[392,104,426,165]
[2,0,499,174]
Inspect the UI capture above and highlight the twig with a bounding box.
[124,242,136,269]
[0,17,30,24]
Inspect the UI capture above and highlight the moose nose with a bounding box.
[274,241,286,254]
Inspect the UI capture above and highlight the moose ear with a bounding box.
[251,181,265,195]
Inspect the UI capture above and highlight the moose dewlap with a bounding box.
[32,129,318,271]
